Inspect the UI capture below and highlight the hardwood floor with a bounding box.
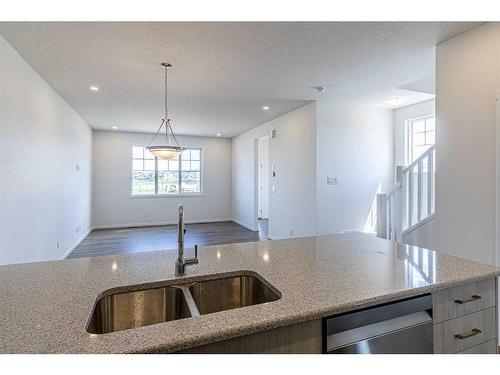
[69,221,267,259]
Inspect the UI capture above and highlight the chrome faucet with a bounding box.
[175,204,198,276]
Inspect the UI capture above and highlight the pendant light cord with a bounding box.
[164,64,169,145]
[147,63,181,149]
[164,63,169,120]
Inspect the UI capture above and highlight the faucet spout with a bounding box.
[175,204,198,276]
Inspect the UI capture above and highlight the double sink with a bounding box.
[86,272,281,334]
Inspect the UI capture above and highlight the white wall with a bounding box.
[393,99,435,171]
[316,100,393,235]
[92,130,232,227]
[232,103,317,239]
[0,36,92,265]
[258,136,270,219]
[435,23,500,265]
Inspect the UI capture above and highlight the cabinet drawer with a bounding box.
[457,340,497,354]
[433,278,495,323]
[433,307,496,353]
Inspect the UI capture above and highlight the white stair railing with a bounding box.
[377,145,435,241]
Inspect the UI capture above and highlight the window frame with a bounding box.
[404,114,435,166]
[130,147,203,198]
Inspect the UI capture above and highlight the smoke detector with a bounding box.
[315,86,326,93]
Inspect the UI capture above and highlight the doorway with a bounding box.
[257,135,270,239]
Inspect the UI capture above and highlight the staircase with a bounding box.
[377,145,435,246]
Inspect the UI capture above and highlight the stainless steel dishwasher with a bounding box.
[324,294,433,354]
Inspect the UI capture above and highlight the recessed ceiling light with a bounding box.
[112,126,118,130]
[216,133,222,137]
[89,86,99,92]
[386,96,408,107]
[262,106,270,111]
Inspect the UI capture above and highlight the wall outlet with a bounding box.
[327,177,338,185]
[271,129,276,138]
[75,164,80,171]
[56,241,60,250]
[289,229,294,237]
[144,213,149,218]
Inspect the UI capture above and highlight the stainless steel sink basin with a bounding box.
[86,272,280,334]
[189,274,280,315]
[86,286,191,334]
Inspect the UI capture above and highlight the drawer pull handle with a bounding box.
[454,328,482,340]
[454,295,481,304]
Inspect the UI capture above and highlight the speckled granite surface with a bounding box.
[0,233,499,353]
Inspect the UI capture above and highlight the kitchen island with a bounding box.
[0,233,498,353]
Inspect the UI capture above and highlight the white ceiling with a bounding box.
[0,22,481,137]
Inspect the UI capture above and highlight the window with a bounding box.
[405,115,435,165]
[132,147,201,196]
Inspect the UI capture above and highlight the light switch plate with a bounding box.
[327,177,338,185]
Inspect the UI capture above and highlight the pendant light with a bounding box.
[147,62,183,159]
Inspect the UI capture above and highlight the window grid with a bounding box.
[406,116,435,165]
[132,147,201,196]
[180,149,201,194]
[132,147,156,195]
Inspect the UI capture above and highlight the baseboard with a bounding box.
[231,218,258,232]
[92,218,233,230]
[61,228,91,259]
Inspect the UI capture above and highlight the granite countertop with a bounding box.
[1,233,499,353]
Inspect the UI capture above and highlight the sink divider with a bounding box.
[176,284,200,317]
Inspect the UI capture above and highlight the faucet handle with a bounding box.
[183,245,199,268]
